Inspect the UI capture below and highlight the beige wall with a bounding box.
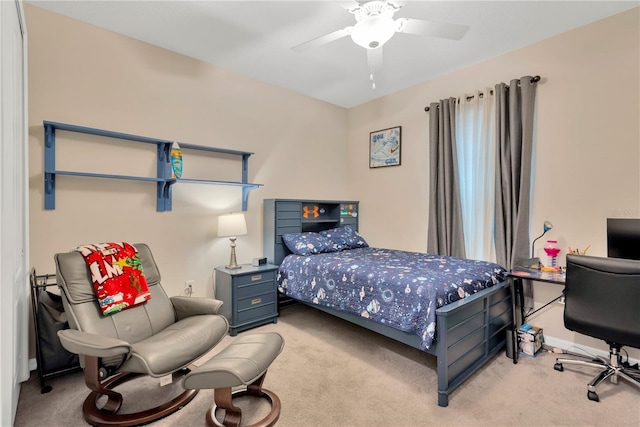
[26,4,349,300]
[26,5,639,359]
[348,8,640,356]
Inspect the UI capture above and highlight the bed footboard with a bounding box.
[434,280,512,406]
[289,280,512,407]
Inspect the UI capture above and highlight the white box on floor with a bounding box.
[518,324,543,357]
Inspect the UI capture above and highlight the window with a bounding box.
[455,90,496,262]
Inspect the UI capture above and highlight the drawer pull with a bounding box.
[251,275,262,282]
[251,298,262,305]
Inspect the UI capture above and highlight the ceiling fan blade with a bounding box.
[386,1,406,11]
[396,18,469,40]
[292,27,351,53]
[338,1,362,13]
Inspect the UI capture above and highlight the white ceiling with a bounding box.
[28,1,638,108]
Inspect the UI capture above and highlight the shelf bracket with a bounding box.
[242,185,259,212]
[44,123,56,210]
[157,142,173,212]
[157,180,175,212]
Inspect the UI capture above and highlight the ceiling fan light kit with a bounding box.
[351,14,396,49]
[350,1,398,49]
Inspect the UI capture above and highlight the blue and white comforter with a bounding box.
[277,247,507,350]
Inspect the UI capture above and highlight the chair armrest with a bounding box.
[170,296,224,320]
[57,329,131,358]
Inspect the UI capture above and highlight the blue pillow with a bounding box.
[320,225,369,251]
[282,232,332,255]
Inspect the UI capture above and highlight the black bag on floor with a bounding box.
[36,288,79,374]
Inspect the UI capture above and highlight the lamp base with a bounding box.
[226,238,241,270]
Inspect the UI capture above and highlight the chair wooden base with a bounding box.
[206,373,281,427]
[82,356,197,427]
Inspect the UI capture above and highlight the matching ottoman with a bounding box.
[184,332,285,427]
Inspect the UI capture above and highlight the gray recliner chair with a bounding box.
[55,243,229,426]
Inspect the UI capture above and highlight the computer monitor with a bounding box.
[607,218,640,260]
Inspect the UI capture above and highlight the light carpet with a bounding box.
[15,304,640,426]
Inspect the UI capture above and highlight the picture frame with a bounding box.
[369,126,401,168]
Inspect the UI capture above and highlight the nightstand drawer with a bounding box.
[237,295,276,323]
[237,304,277,324]
[236,280,275,300]
[237,291,276,312]
[234,270,276,287]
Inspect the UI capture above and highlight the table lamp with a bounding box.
[532,221,553,257]
[524,220,553,269]
[218,213,247,270]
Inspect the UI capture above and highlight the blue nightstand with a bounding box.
[215,264,279,336]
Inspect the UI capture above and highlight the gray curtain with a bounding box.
[427,98,466,258]
[494,76,538,307]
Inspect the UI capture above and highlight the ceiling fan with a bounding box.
[292,1,469,89]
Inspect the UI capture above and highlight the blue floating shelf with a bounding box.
[43,121,262,211]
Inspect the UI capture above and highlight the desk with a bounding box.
[507,267,565,363]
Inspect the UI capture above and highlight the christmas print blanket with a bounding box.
[75,242,152,316]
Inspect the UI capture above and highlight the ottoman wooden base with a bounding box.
[184,332,285,427]
[208,372,281,427]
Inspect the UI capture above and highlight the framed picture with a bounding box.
[369,126,401,168]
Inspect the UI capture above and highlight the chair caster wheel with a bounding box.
[554,363,563,372]
[587,391,599,402]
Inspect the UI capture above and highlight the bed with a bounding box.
[263,199,513,407]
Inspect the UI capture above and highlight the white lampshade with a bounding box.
[217,213,247,238]
[350,15,397,49]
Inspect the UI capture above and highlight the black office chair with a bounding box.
[554,254,640,402]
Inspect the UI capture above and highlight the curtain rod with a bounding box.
[424,75,541,112]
